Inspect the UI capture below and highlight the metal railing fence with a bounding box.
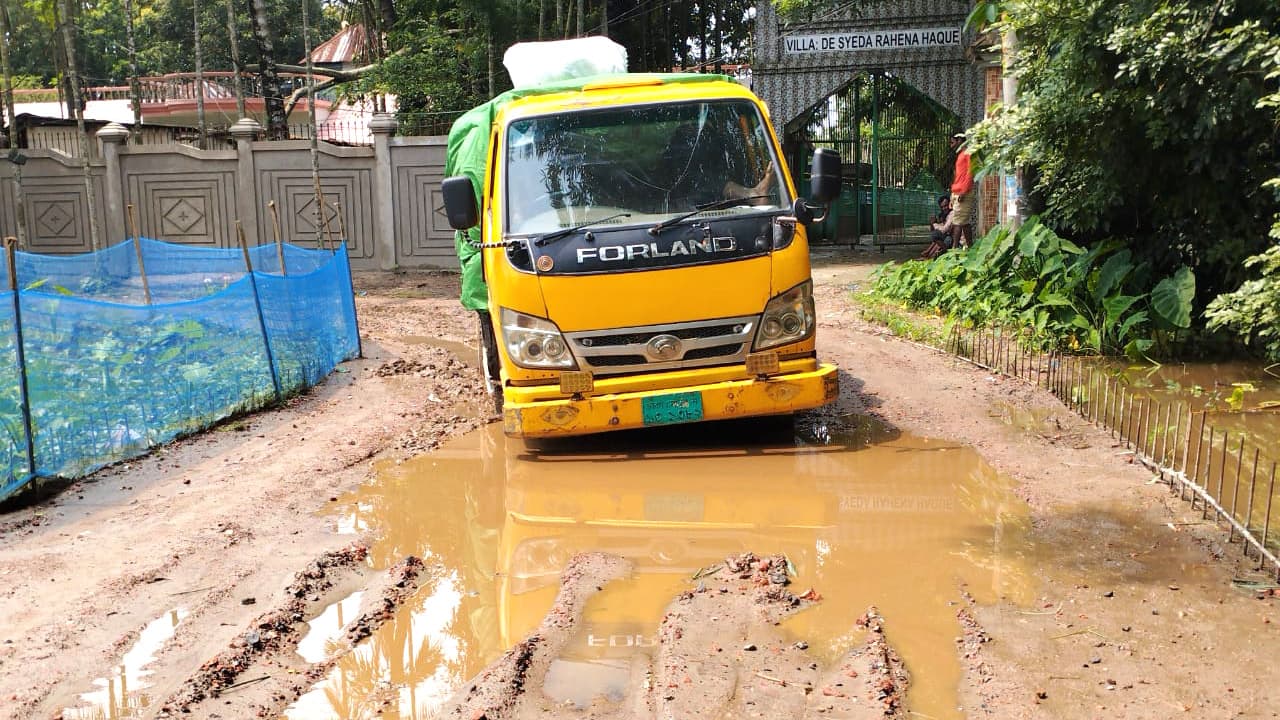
[941,324,1279,581]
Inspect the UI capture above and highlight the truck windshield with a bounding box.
[504,100,787,236]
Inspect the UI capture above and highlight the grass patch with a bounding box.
[851,292,952,348]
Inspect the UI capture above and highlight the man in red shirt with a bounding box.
[949,133,975,248]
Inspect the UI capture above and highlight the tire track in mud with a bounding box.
[437,552,909,720]
[158,548,426,717]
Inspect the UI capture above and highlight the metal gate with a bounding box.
[784,72,960,250]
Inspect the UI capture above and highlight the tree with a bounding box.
[249,0,286,138]
[967,0,1279,305]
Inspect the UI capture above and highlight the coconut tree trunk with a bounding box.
[486,20,495,97]
[712,0,721,73]
[124,0,142,142]
[698,1,707,71]
[0,0,29,246]
[538,0,545,39]
[194,0,207,145]
[576,0,583,37]
[301,0,327,247]
[601,0,608,37]
[226,0,246,119]
[250,0,287,139]
[58,0,101,249]
[378,0,396,30]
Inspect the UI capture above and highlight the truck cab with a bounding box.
[443,73,841,438]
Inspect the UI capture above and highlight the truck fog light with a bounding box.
[559,371,594,394]
[746,351,780,376]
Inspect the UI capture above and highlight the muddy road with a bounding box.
[0,252,1277,720]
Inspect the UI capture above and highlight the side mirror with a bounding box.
[441,176,479,230]
[809,148,842,205]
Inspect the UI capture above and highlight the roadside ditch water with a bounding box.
[59,607,189,720]
[286,417,1036,719]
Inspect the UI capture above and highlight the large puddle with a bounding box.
[289,418,1035,719]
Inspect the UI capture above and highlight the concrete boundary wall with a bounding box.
[0,116,454,271]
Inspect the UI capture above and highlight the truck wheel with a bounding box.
[478,311,504,415]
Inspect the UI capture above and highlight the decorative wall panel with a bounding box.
[126,173,237,247]
[257,169,376,259]
[390,142,454,267]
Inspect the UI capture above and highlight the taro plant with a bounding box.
[869,218,1196,358]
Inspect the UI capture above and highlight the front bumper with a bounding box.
[501,361,839,438]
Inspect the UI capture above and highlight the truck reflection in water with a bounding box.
[293,416,1034,720]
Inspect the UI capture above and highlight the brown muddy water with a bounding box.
[286,418,1036,720]
[400,336,477,367]
[1102,360,1279,451]
[1087,360,1279,555]
[60,607,188,720]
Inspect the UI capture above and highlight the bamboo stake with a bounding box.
[1244,448,1260,557]
[4,236,35,475]
[1228,438,1246,542]
[1212,431,1230,518]
[237,220,282,401]
[126,204,151,304]
[1260,462,1275,573]
[1156,402,1170,466]
[1188,414,1206,501]
[267,200,285,275]
[1141,400,1153,456]
[300,0,333,253]
[332,201,347,246]
[1172,403,1185,472]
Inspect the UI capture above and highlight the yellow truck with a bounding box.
[442,69,842,438]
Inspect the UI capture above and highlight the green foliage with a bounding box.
[966,0,1279,303]
[869,219,1195,358]
[851,293,951,348]
[1204,244,1280,362]
[0,0,334,84]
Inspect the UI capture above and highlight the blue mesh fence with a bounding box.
[0,239,360,500]
[0,292,31,499]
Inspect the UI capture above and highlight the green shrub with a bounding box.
[869,218,1195,358]
[1204,244,1280,363]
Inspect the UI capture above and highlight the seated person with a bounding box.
[920,195,953,260]
[723,160,777,203]
[661,122,776,209]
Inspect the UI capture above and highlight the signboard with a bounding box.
[783,27,962,55]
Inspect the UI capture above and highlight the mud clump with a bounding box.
[438,551,911,719]
[341,555,424,646]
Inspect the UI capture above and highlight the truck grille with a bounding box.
[566,316,757,376]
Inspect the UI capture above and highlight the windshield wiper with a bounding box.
[533,212,632,247]
[649,195,774,236]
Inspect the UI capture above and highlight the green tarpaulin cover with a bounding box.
[444,73,732,311]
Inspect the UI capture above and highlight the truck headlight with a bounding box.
[753,280,815,351]
[500,308,576,369]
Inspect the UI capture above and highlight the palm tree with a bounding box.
[249,0,286,139]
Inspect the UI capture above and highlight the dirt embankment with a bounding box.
[0,270,488,718]
[440,552,908,720]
